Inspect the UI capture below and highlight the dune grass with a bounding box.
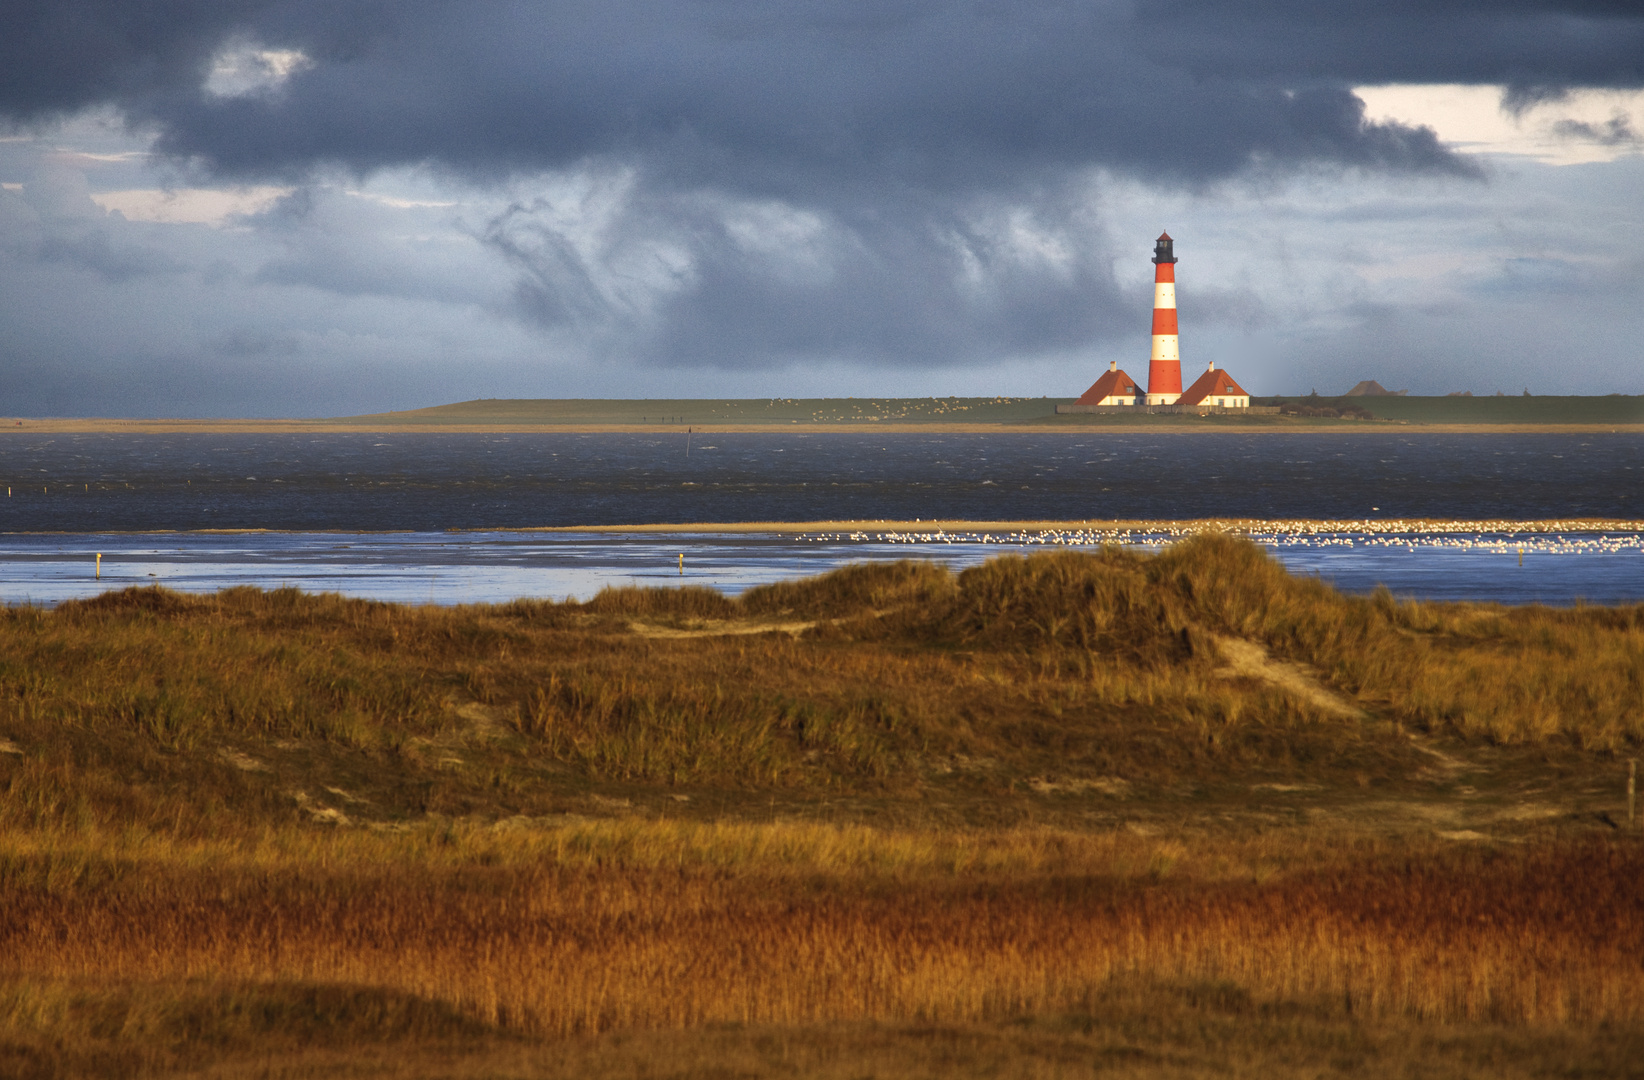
[3,534,1638,800]
[2,536,1643,1075]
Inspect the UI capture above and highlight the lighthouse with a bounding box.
[1146,232,1182,405]
[1063,230,1257,414]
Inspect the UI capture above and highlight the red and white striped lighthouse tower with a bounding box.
[1145,232,1182,405]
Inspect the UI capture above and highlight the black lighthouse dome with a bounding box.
[1153,232,1177,265]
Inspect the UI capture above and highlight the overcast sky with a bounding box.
[2,1,1641,417]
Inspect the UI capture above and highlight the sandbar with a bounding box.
[515,517,1644,535]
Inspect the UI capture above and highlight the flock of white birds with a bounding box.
[802,520,1644,557]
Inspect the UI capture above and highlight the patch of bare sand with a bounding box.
[1211,636,1365,719]
[1311,799,1495,841]
[217,748,268,772]
[452,700,515,739]
[1492,804,1564,822]
[289,790,349,825]
[1028,776,1132,798]
[1407,738,1472,781]
[629,619,816,639]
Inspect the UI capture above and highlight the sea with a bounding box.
[1,431,1640,606]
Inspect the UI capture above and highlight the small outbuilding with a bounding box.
[1178,362,1250,409]
[1077,362,1144,407]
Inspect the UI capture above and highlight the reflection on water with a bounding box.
[1,529,1638,607]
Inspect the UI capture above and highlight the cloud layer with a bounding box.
[8,1,1544,184]
[0,2,1641,413]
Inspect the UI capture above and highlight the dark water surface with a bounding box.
[2,431,1641,530]
[1,432,1640,605]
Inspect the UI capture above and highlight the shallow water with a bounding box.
[3,529,1637,607]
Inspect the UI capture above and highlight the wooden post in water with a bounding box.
[678,553,684,576]
[95,553,101,580]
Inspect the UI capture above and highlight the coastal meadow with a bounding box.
[2,537,1642,1076]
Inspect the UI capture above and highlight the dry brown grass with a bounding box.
[10,974,1644,1080]
[3,538,1644,1075]
[3,823,1643,1037]
[3,537,1637,781]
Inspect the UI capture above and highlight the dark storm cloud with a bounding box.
[3,1,1641,382]
[1141,0,1644,90]
[6,2,1640,189]
[18,0,1630,184]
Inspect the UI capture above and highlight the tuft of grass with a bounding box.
[742,558,957,620]
[580,584,738,622]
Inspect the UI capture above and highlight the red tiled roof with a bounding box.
[1178,366,1248,405]
[1077,368,1143,405]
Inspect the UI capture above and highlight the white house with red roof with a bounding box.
[1075,362,1144,406]
[1178,361,1249,409]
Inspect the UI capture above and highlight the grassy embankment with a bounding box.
[356,393,1644,429]
[342,393,1644,427]
[333,396,1072,426]
[1035,393,1644,429]
[1257,393,1644,425]
[10,393,1643,433]
[3,536,1644,1076]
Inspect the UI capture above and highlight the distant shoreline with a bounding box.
[3,418,1643,436]
[3,391,1639,434]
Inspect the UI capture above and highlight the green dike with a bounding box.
[1261,394,1644,424]
[326,394,1644,427]
[328,396,1076,425]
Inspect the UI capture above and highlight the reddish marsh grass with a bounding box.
[1,828,1639,1033]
